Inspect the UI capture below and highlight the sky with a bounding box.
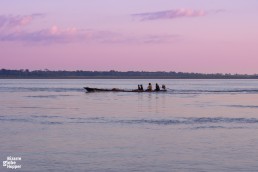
[0,0,258,74]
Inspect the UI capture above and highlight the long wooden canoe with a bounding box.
[84,87,167,93]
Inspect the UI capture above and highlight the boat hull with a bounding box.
[84,87,167,93]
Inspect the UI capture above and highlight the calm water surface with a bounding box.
[0,79,258,172]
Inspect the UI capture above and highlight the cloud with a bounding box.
[0,13,179,44]
[0,25,84,43]
[0,25,179,44]
[132,8,222,21]
[101,33,180,44]
[0,14,44,30]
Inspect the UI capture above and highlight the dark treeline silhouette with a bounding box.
[0,69,257,79]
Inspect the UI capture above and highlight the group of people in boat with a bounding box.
[136,83,166,92]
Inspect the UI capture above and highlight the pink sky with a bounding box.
[0,0,258,74]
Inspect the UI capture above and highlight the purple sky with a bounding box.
[0,0,258,74]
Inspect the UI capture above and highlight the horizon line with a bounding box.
[1,68,257,76]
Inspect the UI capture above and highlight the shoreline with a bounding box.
[0,77,257,79]
[1,70,257,79]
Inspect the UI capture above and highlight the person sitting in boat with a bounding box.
[132,85,141,92]
[140,85,143,91]
[138,84,144,91]
[162,84,166,90]
[155,83,160,91]
[146,83,152,91]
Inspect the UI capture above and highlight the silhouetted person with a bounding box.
[138,85,141,90]
[140,85,143,91]
[155,83,160,91]
[146,83,152,91]
[162,84,166,90]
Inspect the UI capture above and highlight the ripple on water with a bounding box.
[1,116,258,128]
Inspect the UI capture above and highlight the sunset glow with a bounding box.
[1,0,258,74]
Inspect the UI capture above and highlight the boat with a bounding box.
[84,87,167,93]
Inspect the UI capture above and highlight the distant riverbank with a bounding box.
[1,77,258,79]
[1,69,257,79]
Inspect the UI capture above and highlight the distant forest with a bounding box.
[0,69,257,79]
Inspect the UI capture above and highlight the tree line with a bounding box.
[0,69,257,79]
